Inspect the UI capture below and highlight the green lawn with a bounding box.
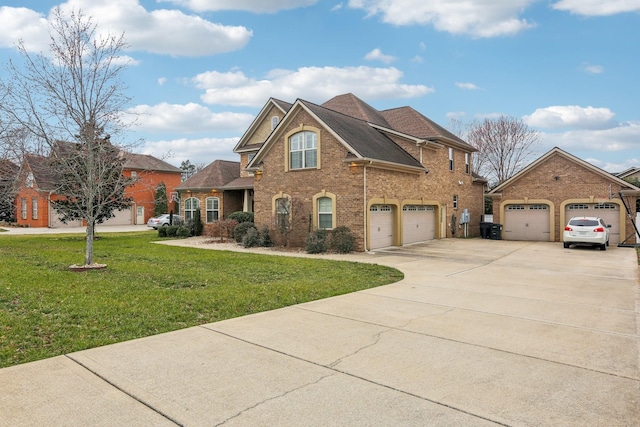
[0,232,403,368]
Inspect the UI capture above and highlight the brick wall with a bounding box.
[491,152,637,242]
[253,109,485,250]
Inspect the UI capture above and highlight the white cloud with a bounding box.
[348,0,537,38]
[580,63,604,74]
[158,0,318,13]
[539,122,640,171]
[455,82,480,90]
[128,102,254,133]
[364,48,395,64]
[552,0,640,16]
[523,106,615,129]
[141,137,240,165]
[0,7,49,50]
[0,1,252,56]
[157,77,168,86]
[194,66,434,107]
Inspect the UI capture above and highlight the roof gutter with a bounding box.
[342,158,426,174]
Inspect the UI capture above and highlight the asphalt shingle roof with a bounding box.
[176,160,240,190]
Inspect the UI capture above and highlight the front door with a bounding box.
[136,206,144,224]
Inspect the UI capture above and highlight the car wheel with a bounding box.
[563,242,569,249]
[162,223,169,227]
[600,244,606,251]
[606,240,609,247]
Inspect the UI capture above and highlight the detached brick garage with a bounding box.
[487,147,639,245]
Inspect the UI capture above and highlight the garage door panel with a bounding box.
[565,203,619,245]
[402,205,435,244]
[101,208,133,226]
[370,205,393,250]
[504,204,550,241]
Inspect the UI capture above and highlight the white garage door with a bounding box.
[402,205,435,244]
[504,204,550,241]
[565,203,620,245]
[101,208,133,226]
[370,205,394,250]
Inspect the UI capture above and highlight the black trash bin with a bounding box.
[480,222,492,239]
[490,223,502,240]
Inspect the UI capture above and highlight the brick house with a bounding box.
[175,159,252,223]
[235,93,485,251]
[487,147,640,245]
[15,151,182,228]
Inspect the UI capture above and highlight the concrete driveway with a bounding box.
[0,239,638,426]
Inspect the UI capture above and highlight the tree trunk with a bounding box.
[85,220,95,266]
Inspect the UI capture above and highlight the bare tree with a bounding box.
[466,116,540,186]
[0,8,135,266]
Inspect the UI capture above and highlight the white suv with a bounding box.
[563,216,610,250]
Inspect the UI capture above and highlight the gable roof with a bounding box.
[616,167,640,179]
[123,153,182,173]
[234,97,292,153]
[488,147,640,194]
[21,154,57,192]
[175,160,240,191]
[248,98,425,172]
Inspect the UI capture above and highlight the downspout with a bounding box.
[363,163,367,252]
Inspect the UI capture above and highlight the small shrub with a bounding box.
[228,211,254,223]
[329,226,356,254]
[157,226,168,237]
[242,227,260,248]
[176,226,191,238]
[234,221,257,243]
[165,225,179,237]
[306,229,328,254]
[258,225,273,247]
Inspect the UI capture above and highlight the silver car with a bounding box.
[147,214,182,229]
[563,216,610,250]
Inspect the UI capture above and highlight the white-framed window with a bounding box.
[31,197,38,219]
[289,131,317,170]
[271,116,279,130]
[568,204,588,210]
[206,197,219,223]
[464,153,470,174]
[448,147,454,171]
[26,172,34,188]
[131,171,137,178]
[317,197,333,229]
[508,205,525,210]
[453,194,458,210]
[21,198,27,219]
[184,197,200,222]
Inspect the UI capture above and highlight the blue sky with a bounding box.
[0,0,638,173]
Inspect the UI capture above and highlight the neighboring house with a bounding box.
[175,159,251,223]
[616,167,640,182]
[0,159,19,221]
[237,93,485,251]
[123,153,182,224]
[487,147,640,245]
[14,151,182,228]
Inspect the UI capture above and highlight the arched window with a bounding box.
[184,197,200,222]
[276,197,290,229]
[206,197,219,223]
[289,131,317,169]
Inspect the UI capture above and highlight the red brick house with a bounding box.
[487,147,639,245]
[235,93,486,251]
[15,152,182,228]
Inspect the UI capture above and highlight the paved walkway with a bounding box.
[0,238,638,426]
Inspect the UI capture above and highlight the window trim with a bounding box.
[31,197,38,219]
[271,115,279,130]
[183,197,200,222]
[464,153,470,174]
[448,147,454,171]
[21,198,27,219]
[312,191,336,230]
[284,125,321,171]
[205,197,220,223]
[272,193,292,230]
